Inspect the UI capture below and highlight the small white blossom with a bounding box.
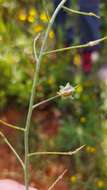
[57,82,75,98]
[91,51,99,63]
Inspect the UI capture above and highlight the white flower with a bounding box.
[57,82,75,98]
[91,51,99,63]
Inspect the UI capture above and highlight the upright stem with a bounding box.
[24,1,67,190]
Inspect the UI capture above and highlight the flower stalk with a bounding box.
[48,169,67,190]
[28,145,85,157]
[62,6,100,19]
[32,94,60,110]
[24,1,68,190]
[0,119,25,132]
[43,36,107,55]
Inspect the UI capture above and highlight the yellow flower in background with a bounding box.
[18,11,27,21]
[73,53,81,67]
[86,146,96,154]
[40,12,48,23]
[76,85,83,94]
[70,175,77,184]
[80,116,86,123]
[90,147,96,153]
[34,25,43,33]
[27,15,35,23]
[47,77,55,85]
[96,180,105,188]
[49,30,55,39]
[27,8,37,23]
[29,8,37,17]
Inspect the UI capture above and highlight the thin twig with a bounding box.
[33,33,41,63]
[48,169,67,190]
[28,145,85,157]
[32,83,79,110]
[62,6,100,19]
[32,94,60,109]
[42,0,50,22]
[43,36,107,55]
[0,119,25,132]
[0,131,25,169]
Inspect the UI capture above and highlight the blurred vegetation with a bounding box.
[0,0,107,189]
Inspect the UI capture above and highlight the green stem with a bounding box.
[0,119,25,132]
[43,36,107,55]
[32,94,60,109]
[33,33,41,63]
[28,145,85,157]
[48,169,67,190]
[62,6,100,19]
[0,131,24,169]
[24,1,67,190]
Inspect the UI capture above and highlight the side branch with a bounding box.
[28,145,85,157]
[48,169,67,190]
[33,33,41,63]
[32,94,60,110]
[0,119,25,132]
[0,131,25,169]
[43,36,107,55]
[62,6,100,19]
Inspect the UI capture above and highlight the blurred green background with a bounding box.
[0,0,107,190]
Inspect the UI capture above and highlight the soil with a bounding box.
[0,105,69,190]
